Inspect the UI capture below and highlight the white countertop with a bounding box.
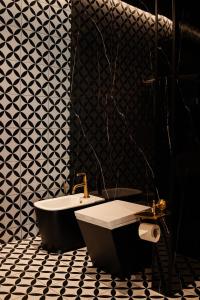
[75,200,151,229]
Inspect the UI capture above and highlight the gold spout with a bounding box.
[72,173,89,198]
[72,183,84,194]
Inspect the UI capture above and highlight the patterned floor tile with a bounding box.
[0,237,200,299]
[0,282,44,299]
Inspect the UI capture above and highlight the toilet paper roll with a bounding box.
[138,223,160,243]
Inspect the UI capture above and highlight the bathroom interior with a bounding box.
[1,0,200,299]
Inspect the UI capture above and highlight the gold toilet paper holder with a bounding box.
[136,199,167,220]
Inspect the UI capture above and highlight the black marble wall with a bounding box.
[69,0,172,196]
[171,1,200,260]
[139,0,200,261]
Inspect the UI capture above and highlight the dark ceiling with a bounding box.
[125,0,200,29]
[124,0,171,19]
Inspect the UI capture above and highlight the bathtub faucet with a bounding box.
[72,172,89,198]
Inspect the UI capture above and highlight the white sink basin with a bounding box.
[34,193,105,211]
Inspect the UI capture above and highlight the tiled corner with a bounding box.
[0,94,21,128]
[48,158,69,190]
[0,226,21,245]
[0,128,21,163]
[20,159,49,193]
[0,59,21,95]
[0,162,21,196]
[20,95,49,129]
[21,0,50,35]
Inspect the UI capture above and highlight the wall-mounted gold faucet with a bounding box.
[72,172,89,198]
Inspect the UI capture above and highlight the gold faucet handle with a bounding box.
[76,172,86,177]
[76,172,87,185]
[156,199,167,212]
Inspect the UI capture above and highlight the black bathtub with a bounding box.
[91,187,143,202]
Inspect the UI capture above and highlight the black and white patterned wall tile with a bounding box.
[0,0,71,243]
[0,237,199,299]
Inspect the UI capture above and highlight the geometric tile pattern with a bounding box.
[0,0,71,243]
[69,0,172,194]
[0,237,199,300]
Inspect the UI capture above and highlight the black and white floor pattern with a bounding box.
[0,237,200,300]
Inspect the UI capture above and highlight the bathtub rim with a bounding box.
[34,193,105,211]
[91,187,143,199]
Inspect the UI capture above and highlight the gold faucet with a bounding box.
[72,172,89,198]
